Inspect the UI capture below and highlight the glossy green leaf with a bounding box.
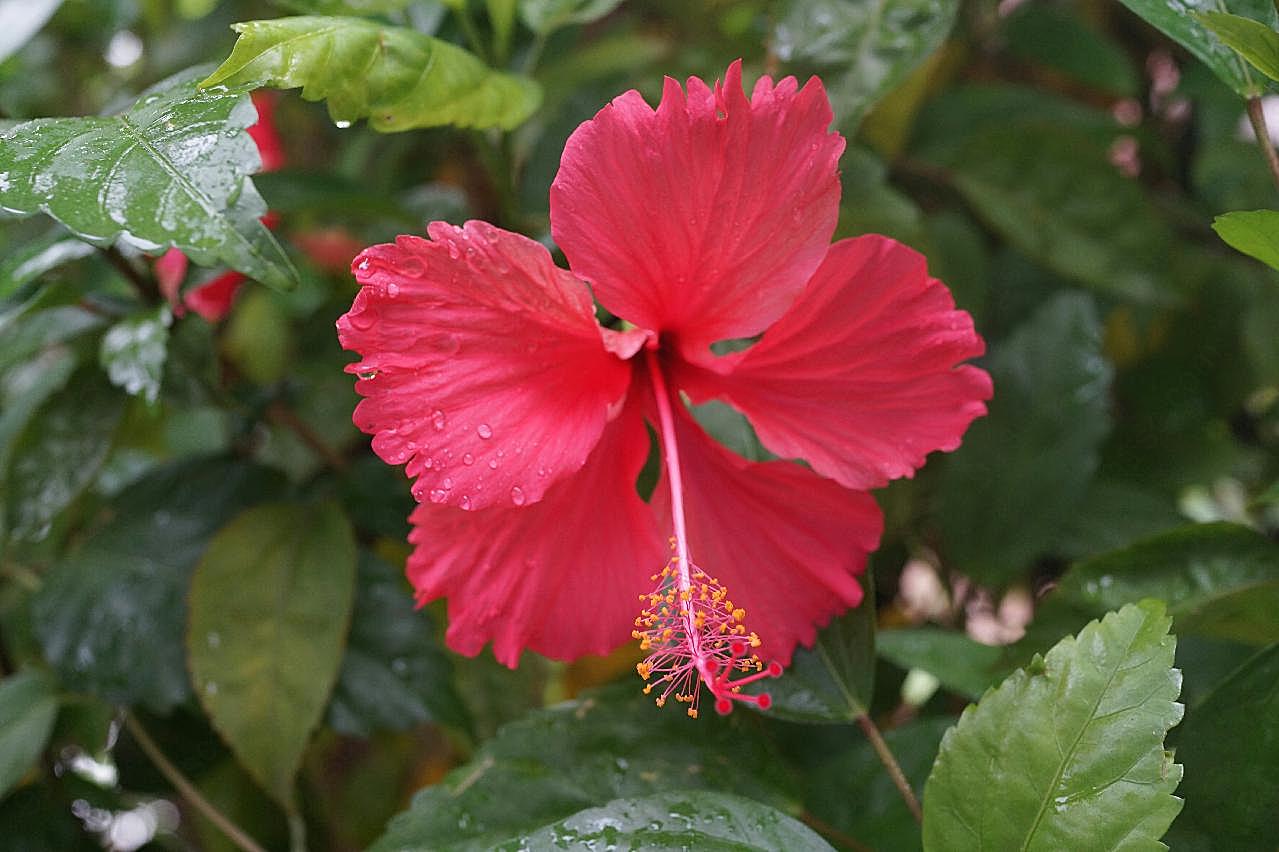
[273,0,415,12]
[773,0,959,128]
[938,293,1112,586]
[877,629,1003,700]
[490,791,833,851]
[98,306,170,404]
[1171,643,1279,850]
[922,601,1183,851]
[188,500,356,808]
[764,573,875,723]
[1047,522,1279,646]
[31,458,286,712]
[931,125,1175,303]
[369,685,799,851]
[0,669,58,800]
[2,370,125,548]
[1212,209,1279,271]
[202,17,541,131]
[0,0,63,63]
[1197,11,1279,82]
[326,552,469,736]
[518,0,623,35]
[1117,0,1278,96]
[0,66,298,291]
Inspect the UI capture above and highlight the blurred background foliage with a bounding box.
[0,0,1278,849]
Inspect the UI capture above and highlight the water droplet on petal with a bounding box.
[462,453,474,465]
[442,477,454,488]
[431,410,446,431]
[477,423,492,439]
[460,495,472,510]
[488,459,498,470]
[386,282,399,297]
[510,486,525,506]
[428,489,447,504]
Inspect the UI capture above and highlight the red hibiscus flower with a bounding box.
[156,91,285,321]
[337,62,992,717]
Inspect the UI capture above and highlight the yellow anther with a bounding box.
[732,608,746,623]
[687,708,698,719]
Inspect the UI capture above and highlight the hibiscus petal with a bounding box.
[337,221,631,511]
[678,235,993,491]
[406,404,662,666]
[550,60,844,352]
[654,405,883,665]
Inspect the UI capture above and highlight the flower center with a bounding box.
[632,346,781,718]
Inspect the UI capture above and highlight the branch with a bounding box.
[100,245,162,304]
[856,712,924,824]
[1246,97,1279,193]
[123,715,267,852]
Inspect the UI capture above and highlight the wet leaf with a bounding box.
[938,293,1112,587]
[201,17,541,131]
[764,573,875,723]
[1171,643,1279,850]
[369,684,799,850]
[1117,0,1278,96]
[188,500,356,808]
[0,229,94,300]
[490,791,833,851]
[98,306,171,404]
[922,601,1183,851]
[1212,209,1279,271]
[773,0,959,129]
[31,458,286,712]
[0,66,297,291]
[0,669,58,800]
[1,370,125,548]
[326,552,469,736]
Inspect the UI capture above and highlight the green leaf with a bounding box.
[98,306,171,404]
[491,791,833,851]
[0,67,297,291]
[877,629,1004,701]
[0,669,58,800]
[272,0,415,12]
[1197,11,1279,81]
[1212,209,1279,271]
[31,458,286,712]
[1040,522,1279,646]
[938,293,1112,587]
[1117,0,1279,96]
[518,0,623,35]
[922,601,1183,851]
[202,17,542,131]
[773,0,959,128]
[1003,3,1139,97]
[369,685,799,851]
[326,552,469,736]
[0,0,63,63]
[1171,643,1279,849]
[0,230,94,301]
[188,500,356,808]
[765,573,875,723]
[785,715,953,851]
[2,370,125,548]
[930,124,1176,303]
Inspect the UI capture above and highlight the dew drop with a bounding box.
[357,369,377,380]
[477,423,493,439]
[428,489,447,504]
[335,119,352,129]
[206,632,221,649]
[462,453,474,465]
[510,486,525,506]
[442,477,454,489]
[488,459,498,470]
[460,495,472,510]
[357,258,370,271]
[386,282,400,297]
[431,410,446,431]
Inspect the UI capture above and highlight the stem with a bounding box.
[123,715,267,852]
[287,811,308,852]
[799,811,874,852]
[1246,97,1279,193]
[644,347,704,668]
[100,246,161,304]
[856,712,923,824]
[266,400,349,472]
